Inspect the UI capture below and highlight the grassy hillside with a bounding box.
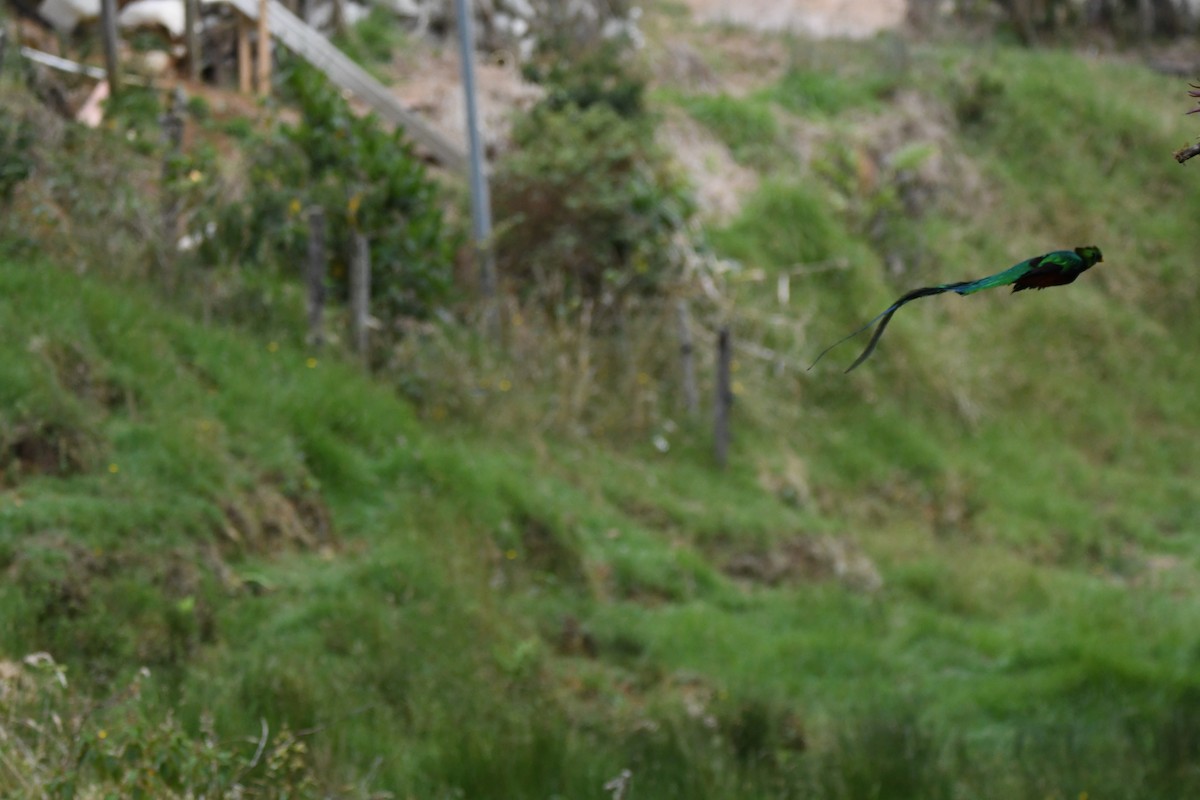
[5,14,1200,800]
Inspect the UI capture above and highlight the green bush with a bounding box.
[208,63,456,321]
[522,39,647,119]
[1,653,323,798]
[0,105,35,206]
[494,34,695,318]
[494,102,693,314]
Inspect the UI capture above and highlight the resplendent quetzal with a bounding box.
[809,246,1103,373]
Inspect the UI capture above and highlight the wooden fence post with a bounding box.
[100,0,122,96]
[350,230,370,360]
[184,0,201,81]
[0,28,8,77]
[676,300,698,418]
[237,14,252,94]
[714,326,732,469]
[306,207,327,347]
[159,89,186,291]
[256,0,271,95]
[331,0,346,34]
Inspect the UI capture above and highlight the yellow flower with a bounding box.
[636,372,651,387]
[347,193,362,220]
[107,463,119,474]
[97,729,107,740]
[731,380,745,396]
[498,379,513,392]
[288,198,302,216]
[187,169,203,183]
[505,549,518,560]
[268,341,279,353]
[306,358,318,369]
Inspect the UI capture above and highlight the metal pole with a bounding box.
[453,0,497,307]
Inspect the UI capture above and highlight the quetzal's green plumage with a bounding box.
[809,246,1103,373]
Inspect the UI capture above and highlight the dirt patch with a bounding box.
[647,25,791,97]
[554,613,599,658]
[26,336,135,413]
[392,48,544,156]
[1,420,99,483]
[219,483,335,554]
[849,89,989,215]
[679,0,907,40]
[720,534,883,592]
[659,109,760,223]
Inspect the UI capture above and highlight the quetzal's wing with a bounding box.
[950,256,1044,295]
[1011,250,1087,291]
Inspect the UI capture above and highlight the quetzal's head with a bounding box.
[1074,245,1103,268]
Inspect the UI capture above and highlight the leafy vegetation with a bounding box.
[205,62,457,320]
[678,92,781,168]
[0,105,35,206]
[496,43,694,313]
[4,12,1200,800]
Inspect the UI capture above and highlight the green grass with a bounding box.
[678,93,782,166]
[7,31,1200,800]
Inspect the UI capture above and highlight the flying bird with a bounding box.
[808,246,1103,373]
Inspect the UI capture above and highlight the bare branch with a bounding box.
[247,718,269,770]
[1175,141,1200,164]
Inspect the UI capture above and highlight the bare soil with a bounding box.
[678,0,907,40]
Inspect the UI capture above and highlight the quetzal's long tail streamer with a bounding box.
[808,283,969,373]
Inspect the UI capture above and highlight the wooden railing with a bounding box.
[224,0,468,171]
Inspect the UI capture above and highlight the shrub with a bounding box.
[522,39,647,119]
[0,105,34,206]
[208,62,457,322]
[494,102,693,315]
[495,33,694,319]
[1,653,323,798]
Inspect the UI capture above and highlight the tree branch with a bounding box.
[1175,141,1200,164]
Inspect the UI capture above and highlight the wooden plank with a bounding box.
[224,0,466,170]
[256,0,270,94]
